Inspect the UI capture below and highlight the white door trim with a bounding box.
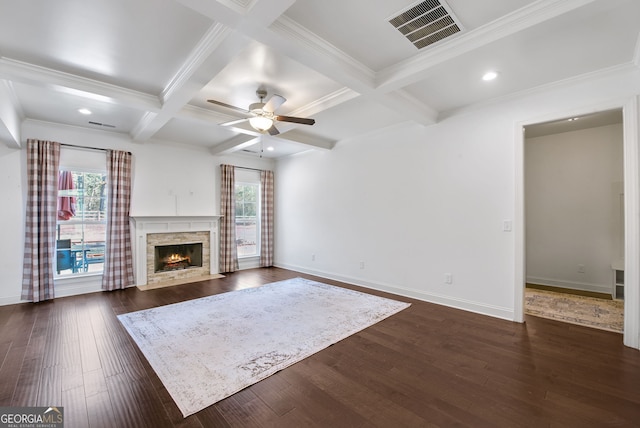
[514,97,639,350]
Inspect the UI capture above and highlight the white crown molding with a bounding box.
[381,89,438,126]
[288,87,359,118]
[275,129,335,151]
[0,83,21,149]
[1,79,24,120]
[270,15,375,89]
[439,63,638,120]
[23,118,134,142]
[210,134,259,155]
[130,111,159,141]
[178,104,239,124]
[633,32,640,67]
[0,80,22,148]
[162,23,233,104]
[376,0,598,91]
[0,57,160,112]
[217,0,257,14]
[136,28,254,143]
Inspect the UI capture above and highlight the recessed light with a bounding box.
[482,71,498,81]
[78,108,92,115]
[266,146,275,151]
[567,117,579,122]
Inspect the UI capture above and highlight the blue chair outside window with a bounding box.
[56,239,78,273]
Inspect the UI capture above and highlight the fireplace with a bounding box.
[154,243,203,272]
[130,216,221,287]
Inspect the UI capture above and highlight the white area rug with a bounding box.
[118,277,410,417]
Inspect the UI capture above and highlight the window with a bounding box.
[55,170,107,275]
[235,181,259,257]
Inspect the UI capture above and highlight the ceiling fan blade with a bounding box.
[276,115,315,125]
[263,94,286,113]
[207,99,250,114]
[219,118,250,127]
[268,125,280,136]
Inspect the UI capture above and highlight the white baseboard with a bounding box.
[526,276,611,295]
[275,262,515,321]
[0,294,23,306]
[0,279,102,306]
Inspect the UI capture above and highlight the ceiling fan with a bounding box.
[207,89,315,135]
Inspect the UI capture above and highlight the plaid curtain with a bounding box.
[102,150,135,291]
[21,139,60,302]
[220,164,238,273]
[260,170,274,267]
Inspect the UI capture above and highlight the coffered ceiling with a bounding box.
[0,0,638,158]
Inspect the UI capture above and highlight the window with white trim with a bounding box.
[55,170,107,276]
[235,170,260,258]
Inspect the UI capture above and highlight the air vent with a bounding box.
[88,121,116,128]
[388,0,462,49]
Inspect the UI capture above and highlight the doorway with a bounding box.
[514,99,640,349]
[523,110,624,331]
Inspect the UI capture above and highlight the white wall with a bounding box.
[276,112,517,319]
[0,143,24,303]
[0,120,273,304]
[274,66,640,322]
[525,124,624,294]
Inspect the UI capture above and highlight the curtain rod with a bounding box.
[60,143,131,155]
[234,166,270,172]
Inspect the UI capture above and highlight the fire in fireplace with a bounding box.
[154,243,203,272]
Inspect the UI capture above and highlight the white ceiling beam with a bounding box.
[375,89,438,126]
[287,87,359,119]
[176,0,297,29]
[179,0,376,115]
[265,17,441,128]
[376,0,598,92]
[178,0,439,140]
[176,104,331,153]
[0,57,159,112]
[177,104,239,124]
[0,80,22,148]
[240,0,298,28]
[276,129,335,151]
[160,0,358,152]
[266,16,375,94]
[633,31,640,67]
[210,134,259,155]
[174,0,243,26]
[178,0,438,140]
[130,23,250,141]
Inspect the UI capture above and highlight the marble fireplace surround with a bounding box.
[130,216,221,287]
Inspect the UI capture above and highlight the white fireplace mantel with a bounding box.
[130,216,222,286]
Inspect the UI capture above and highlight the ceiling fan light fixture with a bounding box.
[249,116,273,132]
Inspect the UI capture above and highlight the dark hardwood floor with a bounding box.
[1,267,639,427]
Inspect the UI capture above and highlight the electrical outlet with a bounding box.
[578,264,585,273]
[444,273,453,284]
[359,261,365,269]
[311,254,316,261]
